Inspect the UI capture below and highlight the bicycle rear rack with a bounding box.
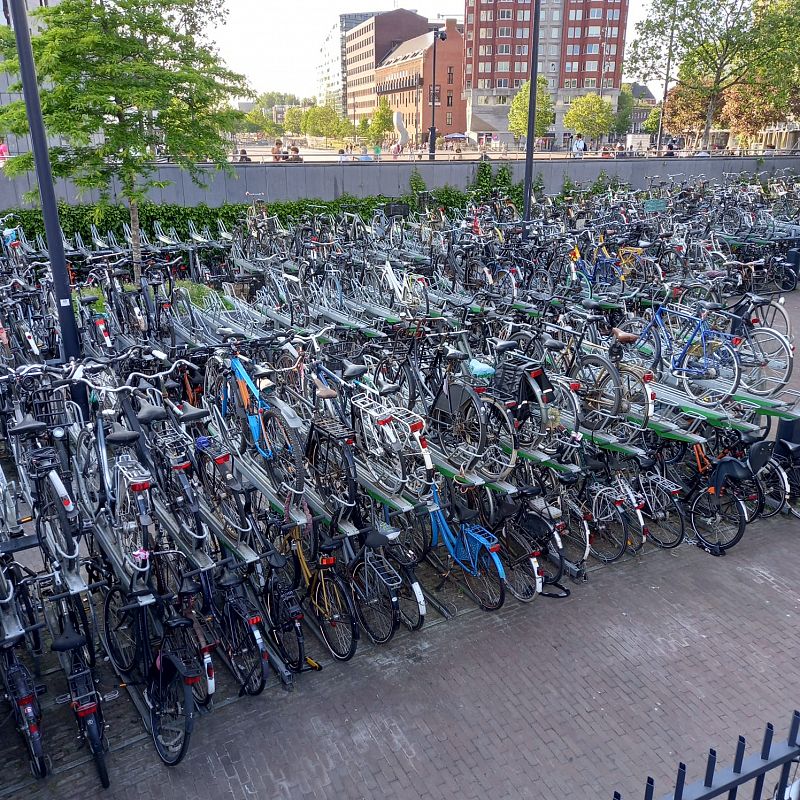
[365,549,403,590]
[311,415,354,443]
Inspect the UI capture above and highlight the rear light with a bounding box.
[732,336,743,346]
[320,556,336,567]
[751,317,760,324]
[200,643,216,655]
[650,391,657,401]
[345,437,355,446]
[671,287,682,298]
[529,368,543,379]
[75,702,98,718]
[537,566,545,577]
[172,461,191,471]
[670,488,681,496]
[94,319,106,326]
[488,543,501,553]
[474,386,486,394]
[410,420,424,433]
[28,722,38,735]
[505,400,517,409]
[569,381,581,391]
[529,550,541,558]
[614,498,624,507]
[17,694,34,707]
[642,372,654,383]
[583,512,593,521]
[206,663,214,680]
[377,415,393,425]
[555,521,567,531]
[161,303,171,310]
[131,480,151,492]
[419,436,428,448]
[642,526,650,539]
[635,501,645,510]
[214,453,231,465]
[184,674,202,685]
[293,612,304,621]
[62,496,72,507]
[248,615,262,626]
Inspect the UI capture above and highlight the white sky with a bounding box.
[211,0,648,99]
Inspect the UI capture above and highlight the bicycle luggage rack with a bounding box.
[151,495,215,574]
[90,510,152,598]
[615,710,800,800]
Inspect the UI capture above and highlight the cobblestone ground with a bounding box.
[2,514,798,800]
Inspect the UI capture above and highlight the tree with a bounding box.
[614,84,634,136]
[507,76,555,140]
[337,116,356,140]
[283,106,304,135]
[563,93,615,141]
[720,81,792,148]
[357,118,370,139]
[255,91,302,111]
[642,105,661,136]
[301,105,339,141]
[243,107,283,138]
[662,82,714,146]
[0,0,247,278]
[626,0,796,147]
[367,98,394,146]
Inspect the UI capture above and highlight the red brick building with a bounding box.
[375,18,467,145]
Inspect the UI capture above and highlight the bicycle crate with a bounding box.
[384,202,410,219]
[26,446,63,479]
[29,387,69,429]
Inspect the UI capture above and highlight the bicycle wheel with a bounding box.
[732,475,764,523]
[103,586,137,674]
[477,395,517,481]
[640,477,685,549]
[462,545,505,611]
[74,429,102,515]
[313,572,358,661]
[260,408,305,494]
[266,586,305,673]
[395,567,424,632]
[738,328,793,397]
[496,528,539,603]
[432,395,484,472]
[689,486,746,551]
[751,300,791,342]
[757,459,788,519]
[307,435,357,515]
[149,669,193,766]
[589,489,629,563]
[85,713,110,788]
[574,355,622,431]
[679,340,741,406]
[350,561,398,645]
[226,612,267,696]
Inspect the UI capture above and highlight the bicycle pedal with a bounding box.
[304,657,322,671]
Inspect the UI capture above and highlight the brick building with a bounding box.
[375,18,466,145]
[462,0,629,146]
[344,9,432,124]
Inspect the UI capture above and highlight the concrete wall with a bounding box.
[1,156,798,209]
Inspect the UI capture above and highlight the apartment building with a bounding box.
[316,12,379,115]
[375,18,466,145]
[462,0,629,146]
[344,9,432,124]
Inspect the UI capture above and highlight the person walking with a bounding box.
[572,133,586,158]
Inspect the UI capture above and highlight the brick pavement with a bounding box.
[3,515,798,800]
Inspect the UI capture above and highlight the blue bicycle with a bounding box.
[626,301,741,405]
[564,243,625,297]
[415,482,506,611]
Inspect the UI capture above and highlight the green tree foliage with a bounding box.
[643,105,661,135]
[337,117,356,139]
[283,107,305,134]
[0,0,247,276]
[627,0,797,147]
[357,118,370,139]
[301,105,340,140]
[243,108,283,138]
[254,91,302,110]
[507,76,554,139]
[367,98,394,146]
[614,84,634,136]
[563,93,615,141]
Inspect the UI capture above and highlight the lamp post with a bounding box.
[8,0,80,362]
[428,28,447,161]
[521,0,543,237]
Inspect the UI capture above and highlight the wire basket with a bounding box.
[30,388,69,429]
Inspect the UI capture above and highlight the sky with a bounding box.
[211,0,648,100]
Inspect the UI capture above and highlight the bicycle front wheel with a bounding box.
[462,546,505,611]
[689,487,746,551]
[313,572,358,661]
[496,528,539,604]
[350,561,398,645]
[226,613,267,696]
[85,713,110,788]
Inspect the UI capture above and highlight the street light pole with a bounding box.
[8,0,80,362]
[656,0,678,154]
[522,0,542,238]
[428,29,446,161]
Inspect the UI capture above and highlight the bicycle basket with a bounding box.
[384,202,410,219]
[29,387,69,429]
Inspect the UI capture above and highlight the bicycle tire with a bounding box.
[265,585,305,672]
[477,394,517,481]
[313,572,358,661]
[640,478,685,549]
[689,486,746,551]
[103,586,137,674]
[260,407,305,495]
[573,354,622,431]
[462,546,505,611]
[497,528,539,603]
[226,612,267,696]
[395,566,425,632]
[85,713,110,788]
[149,670,193,766]
[678,340,741,406]
[757,459,788,519]
[350,561,398,645]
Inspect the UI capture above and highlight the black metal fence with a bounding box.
[615,711,800,800]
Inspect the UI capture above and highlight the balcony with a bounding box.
[375,75,423,94]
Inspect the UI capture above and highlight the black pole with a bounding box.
[428,31,440,161]
[522,0,542,239]
[9,0,80,361]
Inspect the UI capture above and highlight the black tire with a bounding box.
[149,672,193,766]
[313,572,358,661]
[226,613,266,696]
[396,569,424,632]
[757,460,788,519]
[260,408,305,495]
[103,587,137,674]
[350,561,398,645]
[589,490,629,563]
[85,714,110,788]
[520,513,564,585]
[74,429,102,515]
[641,480,685,549]
[496,528,539,603]
[265,586,305,672]
[573,354,622,431]
[67,594,96,669]
[462,547,506,611]
[307,435,357,515]
[689,487,747,551]
[733,475,764,523]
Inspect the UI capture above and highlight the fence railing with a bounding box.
[615,710,800,800]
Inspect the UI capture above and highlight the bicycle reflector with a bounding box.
[410,420,424,433]
[75,701,98,718]
[319,556,336,567]
[488,543,501,553]
[183,674,202,686]
[213,453,231,465]
[248,615,262,626]
[732,336,743,347]
[569,381,581,391]
[377,415,393,426]
[130,480,151,492]
[642,372,654,383]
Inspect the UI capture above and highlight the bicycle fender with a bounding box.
[267,397,304,430]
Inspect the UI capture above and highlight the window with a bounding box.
[428,85,440,103]
[605,43,617,55]
[587,26,601,36]
[567,26,579,37]
[552,9,560,20]
[515,27,529,38]
[514,61,527,72]
[584,60,598,71]
[515,44,528,55]
[607,8,620,19]
[549,44,559,55]
[513,78,524,87]
[447,90,453,106]
[498,26,511,36]
[498,8,512,18]
[477,78,493,88]
[605,60,616,71]
[479,44,493,55]
[605,26,618,37]
[496,60,510,71]
[447,66,454,84]
[517,9,530,20]
[478,61,492,72]
[585,43,599,54]
[588,7,602,18]
[467,47,473,56]
[496,79,509,89]
[466,63,473,73]
[549,62,557,71]
[602,77,613,87]
[564,61,579,72]
[480,9,493,20]
[566,44,580,55]
[551,28,559,38]
[563,94,572,105]
[497,43,511,54]
[466,79,472,88]
[479,27,491,38]
[446,112,453,126]
[467,13,474,23]
[538,61,544,71]
[568,9,582,20]
[478,95,491,104]
[584,77,596,87]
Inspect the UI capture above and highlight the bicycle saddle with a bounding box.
[747,440,774,474]
[555,471,580,486]
[376,376,400,396]
[450,500,479,524]
[105,424,140,446]
[444,347,469,362]
[341,359,368,380]
[697,300,724,312]
[163,615,194,630]
[217,569,245,589]
[494,497,520,523]
[581,299,603,311]
[543,338,567,352]
[136,400,169,426]
[176,401,209,424]
[251,364,272,379]
[178,576,202,596]
[633,454,656,470]
[317,537,341,554]
[740,431,763,446]
[517,484,542,499]
[51,629,87,653]
[8,414,47,438]
[704,270,726,279]
[493,339,518,355]
[264,547,287,570]
[78,295,100,306]
[780,439,800,457]
[611,327,638,345]
[363,528,395,548]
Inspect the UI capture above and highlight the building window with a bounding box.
[479,27,492,38]
[515,44,528,55]
[447,66,454,84]
[605,26,618,37]
[566,44,580,55]
[584,78,596,87]
[588,7,602,18]
[605,60,616,71]
[568,9,582,19]
[478,61,491,73]
[552,9,560,20]
[466,63,473,74]
[549,62,557,72]
[605,43,617,55]
[587,26,601,36]
[467,47,473,56]
[466,79,472,88]
[607,8,620,19]
[517,9,530,20]
[602,77,613,88]
[567,26,579,37]
[564,61,579,72]
[477,78,493,88]
[498,26,511,36]
[514,61,527,72]
[515,27,529,38]
[479,45,493,55]
[496,61,510,71]
[496,79,509,89]
[584,60,598,71]
[447,90,454,106]
[467,13,474,23]
[498,8,512,18]
[549,44,558,55]
[497,43,511,54]
[480,9,493,20]
[585,43,599,54]
[513,78,524,87]
[446,112,453,126]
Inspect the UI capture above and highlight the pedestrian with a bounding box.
[572,133,586,158]
[0,137,10,168]
[373,143,382,161]
[287,146,303,162]
[358,146,372,162]
[271,139,283,162]
[239,149,252,163]
[338,148,346,164]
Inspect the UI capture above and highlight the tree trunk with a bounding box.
[129,198,142,282]
[701,94,718,150]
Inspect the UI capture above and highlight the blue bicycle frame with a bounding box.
[428,485,505,581]
[220,357,275,461]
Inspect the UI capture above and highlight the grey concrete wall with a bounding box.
[1,156,798,208]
